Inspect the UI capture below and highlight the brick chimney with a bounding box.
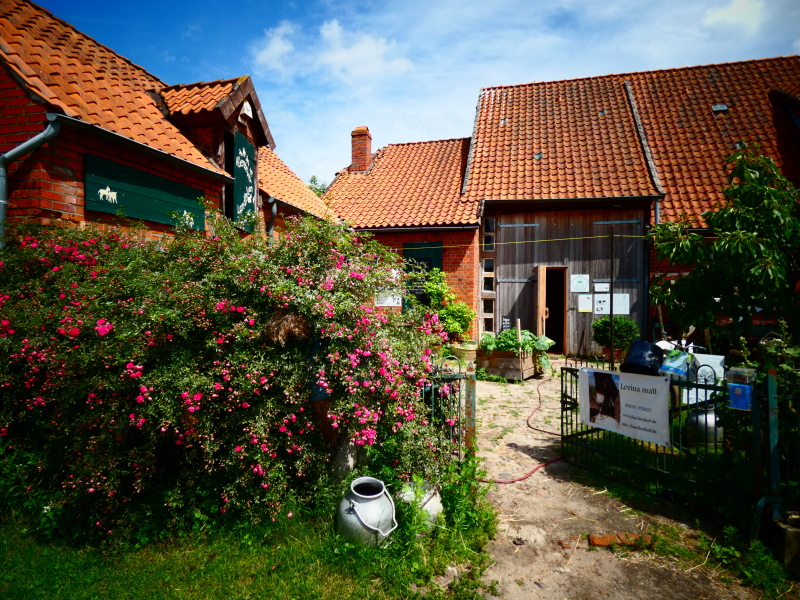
[349,126,372,172]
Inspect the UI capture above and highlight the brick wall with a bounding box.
[1,67,224,234]
[367,229,481,338]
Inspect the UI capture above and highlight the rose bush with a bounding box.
[0,215,452,542]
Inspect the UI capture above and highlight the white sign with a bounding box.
[570,274,590,293]
[594,283,610,292]
[577,294,593,312]
[579,369,671,447]
[593,293,630,315]
[374,292,402,307]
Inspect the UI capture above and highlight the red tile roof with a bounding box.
[0,0,225,174]
[326,137,477,228]
[466,56,800,224]
[257,147,332,219]
[467,78,660,202]
[161,78,239,116]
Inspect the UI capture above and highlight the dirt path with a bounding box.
[473,371,754,600]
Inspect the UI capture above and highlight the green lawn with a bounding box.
[1,503,495,600]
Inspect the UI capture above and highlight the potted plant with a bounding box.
[477,328,555,379]
[449,339,479,363]
[591,315,640,359]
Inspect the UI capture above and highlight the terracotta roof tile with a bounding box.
[161,78,238,116]
[465,56,800,224]
[0,0,224,175]
[257,147,332,219]
[325,137,477,229]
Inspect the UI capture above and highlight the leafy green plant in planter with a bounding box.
[591,315,640,352]
[480,328,555,371]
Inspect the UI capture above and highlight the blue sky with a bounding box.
[35,0,800,186]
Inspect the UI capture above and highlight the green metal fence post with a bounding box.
[464,361,477,450]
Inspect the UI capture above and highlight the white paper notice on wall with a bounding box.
[594,283,610,292]
[577,294,593,312]
[374,292,402,307]
[570,274,590,293]
[593,294,630,315]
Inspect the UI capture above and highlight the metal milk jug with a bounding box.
[337,476,398,546]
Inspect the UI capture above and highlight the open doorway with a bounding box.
[545,268,566,354]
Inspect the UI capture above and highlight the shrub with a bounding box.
[0,215,453,542]
[420,269,475,341]
[590,315,640,350]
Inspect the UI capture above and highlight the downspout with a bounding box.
[0,114,62,248]
[266,196,278,244]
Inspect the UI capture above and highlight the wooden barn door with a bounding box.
[532,265,547,336]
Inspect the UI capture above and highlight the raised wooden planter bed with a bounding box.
[476,349,538,380]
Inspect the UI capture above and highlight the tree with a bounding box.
[649,145,800,344]
[308,175,328,197]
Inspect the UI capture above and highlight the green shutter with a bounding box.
[233,131,256,231]
[403,241,443,270]
[85,155,204,230]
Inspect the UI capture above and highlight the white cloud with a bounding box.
[251,21,298,76]
[702,0,764,37]
[318,20,412,85]
[247,0,800,185]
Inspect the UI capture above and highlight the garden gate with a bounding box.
[559,363,762,524]
[422,357,477,455]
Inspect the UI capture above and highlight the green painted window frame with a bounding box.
[85,155,205,230]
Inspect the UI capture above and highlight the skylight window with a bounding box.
[712,104,729,113]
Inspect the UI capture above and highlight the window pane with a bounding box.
[483,235,494,251]
[484,317,494,332]
[483,276,494,292]
[483,258,494,273]
[484,218,495,234]
[482,298,494,314]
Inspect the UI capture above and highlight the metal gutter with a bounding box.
[265,196,278,243]
[0,114,62,248]
[354,225,479,233]
[481,195,662,203]
[49,113,233,183]
[624,81,665,224]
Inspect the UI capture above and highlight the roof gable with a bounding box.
[160,76,276,148]
[326,137,477,229]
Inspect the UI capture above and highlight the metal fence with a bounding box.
[422,356,477,456]
[560,361,762,525]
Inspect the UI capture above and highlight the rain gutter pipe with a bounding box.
[0,114,62,248]
[266,196,278,243]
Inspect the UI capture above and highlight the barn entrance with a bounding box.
[531,265,566,354]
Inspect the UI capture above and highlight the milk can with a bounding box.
[337,477,398,546]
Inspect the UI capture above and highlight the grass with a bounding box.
[0,505,497,600]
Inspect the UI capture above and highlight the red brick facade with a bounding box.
[367,228,481,338]
[1,67,224,235]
